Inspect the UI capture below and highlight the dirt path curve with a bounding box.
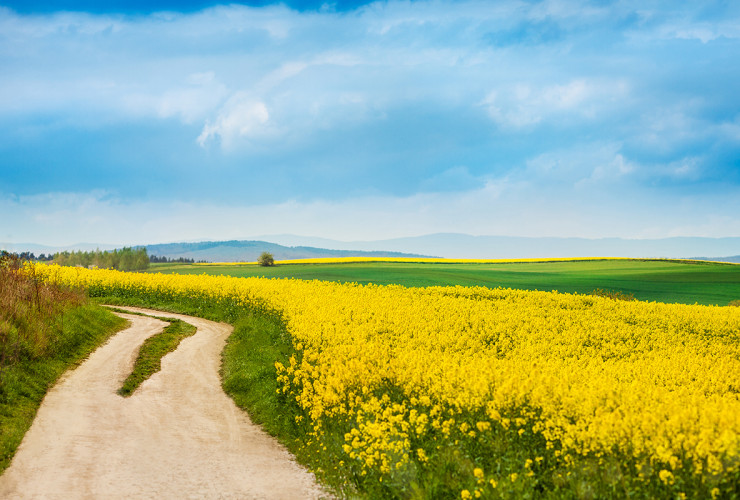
[0,306,329,499]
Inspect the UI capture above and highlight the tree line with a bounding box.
[0,251,54,262]
[3,248,206,270]
[52,247,149,271]
[149,255,197,264]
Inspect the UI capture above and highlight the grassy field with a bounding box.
[148,259,740,306]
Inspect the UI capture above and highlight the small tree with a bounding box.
[258,251,275,267]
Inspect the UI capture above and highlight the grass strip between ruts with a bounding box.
[108,308,197,397]
[96,296,326,491]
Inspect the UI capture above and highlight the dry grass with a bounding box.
[0,254,85,377]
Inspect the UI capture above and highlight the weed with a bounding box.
[0,255,84,379]
[590,288,636,301]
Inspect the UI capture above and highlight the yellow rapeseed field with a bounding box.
[33,263,740,497]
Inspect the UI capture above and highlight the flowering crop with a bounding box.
[32,263,740,498]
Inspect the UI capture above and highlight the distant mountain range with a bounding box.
[249,233,740,262]
[3,234,740,263]
[140,234,740,262]
[142,240,434,262]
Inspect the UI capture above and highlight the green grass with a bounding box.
[0,305,126,473]
[220,312,301,451]
[116,313,196,397]
[148,259,740,306]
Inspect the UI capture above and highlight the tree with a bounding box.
[257,251,275,267]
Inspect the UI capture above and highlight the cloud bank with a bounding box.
[1,1,739,245]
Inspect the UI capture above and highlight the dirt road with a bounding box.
[0,306,329,499]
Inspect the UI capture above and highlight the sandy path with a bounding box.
[0,306,329,499]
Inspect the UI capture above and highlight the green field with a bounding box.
[148,259,740,306]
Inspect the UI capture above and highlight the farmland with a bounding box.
[149,258,740,306]
[33,261,740,499]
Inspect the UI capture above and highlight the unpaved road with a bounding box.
[0,306,329,499]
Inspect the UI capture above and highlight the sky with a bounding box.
[1,0,740,248]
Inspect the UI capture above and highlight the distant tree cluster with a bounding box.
[0,250,54,262]
[53,247,149,271]
[149,255,196,264]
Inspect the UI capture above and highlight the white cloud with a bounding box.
[523,142,634,187]
[123,73,229,124]
[197,94,271,148]
[481,79,629,129]
[1,0,738,244]
[656,20,740,43]
[576,153,636,187]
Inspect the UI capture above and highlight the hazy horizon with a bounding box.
[4,233,740,262]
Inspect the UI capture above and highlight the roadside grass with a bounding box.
[147,259,740,306]
[220,312,301,448]
[0,304,126,473]
[1,254,128,473]
[113,310,196,397]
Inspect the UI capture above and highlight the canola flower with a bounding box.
[31,262,740,497]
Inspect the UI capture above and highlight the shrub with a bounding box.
[0,255,85,369]
[258,252,275,267]
[729,299,740,307]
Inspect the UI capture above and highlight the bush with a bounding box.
[1,255,86,367]
[729,299,740,307]
[257,252,275,267]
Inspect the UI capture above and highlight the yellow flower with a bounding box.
[658,469,674,485]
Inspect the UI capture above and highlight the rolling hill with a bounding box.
[142,240,434,262]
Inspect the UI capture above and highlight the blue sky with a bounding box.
[1,0,739,247]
